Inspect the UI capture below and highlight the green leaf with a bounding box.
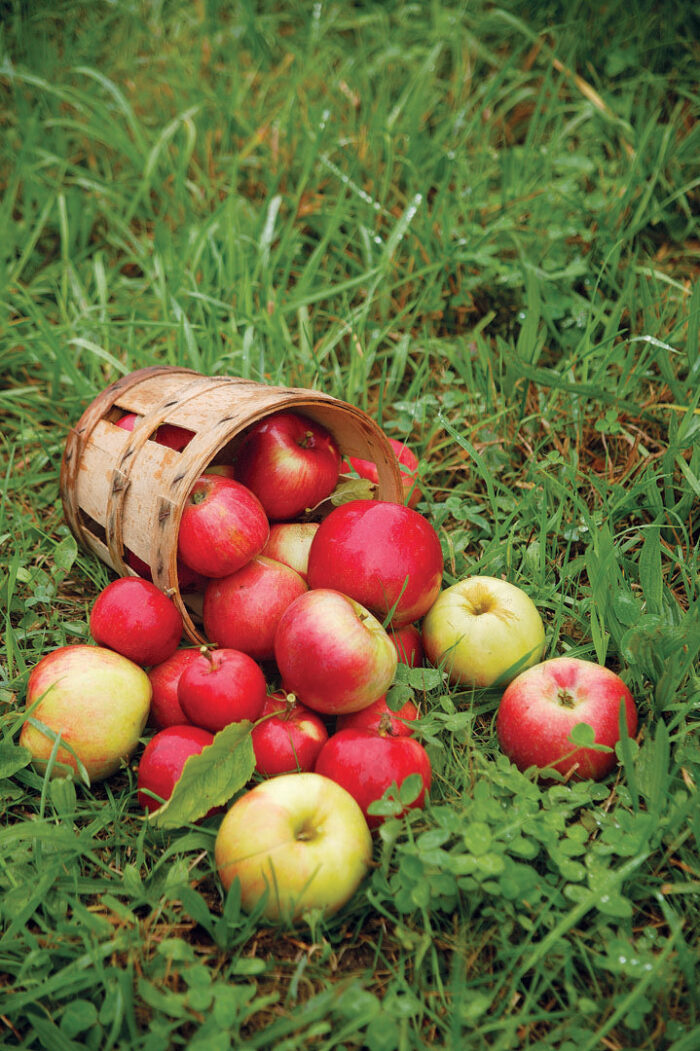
[568,722,613,752]
[52,534,78,574]
[147,721,255,829]
[0,741,32,779]
[639,529,663,616]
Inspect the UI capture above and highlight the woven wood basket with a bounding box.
[60,366,405,644]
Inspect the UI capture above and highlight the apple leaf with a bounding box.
[147,721,255,830]
[568,722,614,752]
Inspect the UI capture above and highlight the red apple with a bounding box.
[116,412,194,451]
[234,411,341,520]
[251,691,329,776]
[344,437,421,507]
[389,623,424,667]
[20,644,151,783]
[274,589,398,715]
[147,648,201,728]
[496,656,638,781]
[336,694,419,737]
[177,473,269,579]
[89,577,183,667]
[137,724,214,813]
[306,500,443,628]
[177,647,267,733]
[261,521,319,580]
[315,728,431,828]
[203,556,307,660]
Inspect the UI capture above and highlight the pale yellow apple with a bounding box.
[215,772,373,922]
[422,575,545,687]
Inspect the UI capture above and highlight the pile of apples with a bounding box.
[20,406,638,923]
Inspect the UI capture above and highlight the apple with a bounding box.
[422,575,546,688]
[306,500,443,627]
[20,644,151,782]
[234,411,341,520]
[389,623,424,667]
[344,437,421,507]
[177,473,269,579]
[177,647,267,733]
[274,588,398,715]
[116,412,194,451]
[336,694,419,737]
[251,691,329,776]
[496,656,638,781]
[214,771,373,921]
[147,648,201,728]
[261,521,319,580]
[314,728,431,829]
[202,556,307,660]
[137,724,215,813]
[89,576,183,667]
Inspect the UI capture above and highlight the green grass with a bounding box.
[1,0,699,1047]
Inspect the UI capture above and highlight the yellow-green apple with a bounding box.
[274,588,397,714]
[89,576,184,667]
[177,473,269,578]
[203,556,307,660]
[343,437,421,507]
[234,411,341,521]
[314,727,431,829]
[177,647,267,733]
[261,521,319,580]
[251,691,329,776]
[214,771,372,921]
[306,500,443,627]
[496,656,638,780]
[137,724,215,813]
[422,575,545,687]
[20,644,151,782]
[147,648,200,728]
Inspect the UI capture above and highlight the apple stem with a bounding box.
[199,645,216,667]
[298,430,315,450]
[283,692,298,718]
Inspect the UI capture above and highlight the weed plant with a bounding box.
[1,1,699,1048]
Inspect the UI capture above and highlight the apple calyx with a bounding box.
[298,429,316,450]
[295,819,318,842]
[378,713,396,737]
[189,487,208,506]
[556,688,577,709]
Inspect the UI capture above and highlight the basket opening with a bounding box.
[78,510,108,548]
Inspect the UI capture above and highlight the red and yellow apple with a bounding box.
[20,644,151,782]
[496,656,638,780]
[214,772,373,921]
[274,588,398,715]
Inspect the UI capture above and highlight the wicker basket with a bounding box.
[60,366,405,643]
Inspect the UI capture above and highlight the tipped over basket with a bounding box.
[60,366,406,644]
